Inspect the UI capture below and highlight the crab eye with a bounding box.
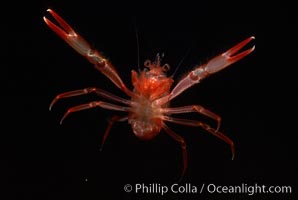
[162,64,170,72]
[144,60,152,69]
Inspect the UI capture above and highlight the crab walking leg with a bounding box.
[163,116,235,160]
[100,115,128,151]
[155,36,255,105]
[163,124,187,180]
[162,105,221,131]
[43,9,133,96]
[60,101,129,124]
[49,87,133,111]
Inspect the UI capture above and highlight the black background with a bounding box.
[3,0,297,199]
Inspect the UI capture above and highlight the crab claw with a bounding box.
[43,9,90,56]
[205,36,255,74]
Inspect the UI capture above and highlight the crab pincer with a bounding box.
[44,9,133,96]
[205,36,255,74]
[43,9,90,56]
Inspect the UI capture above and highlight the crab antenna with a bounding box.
[171,47,192,78]
[134,22,141,72]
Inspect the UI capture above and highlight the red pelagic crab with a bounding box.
[44,9,255,178]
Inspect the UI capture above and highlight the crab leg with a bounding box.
[59,101,130,124]
[100,115,128,150]
[163,116,235,160]
[162,105,221,131]
[43,9,133,96]
[163,124,187,180]
[49,87,133,111]
[155,36,255,105]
